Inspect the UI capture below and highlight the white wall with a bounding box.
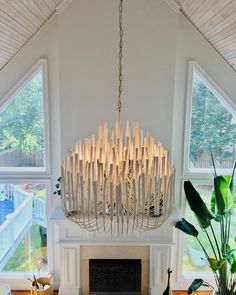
[57,0,178,158]
[0,0,236,289]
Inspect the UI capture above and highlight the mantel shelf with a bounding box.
[57,240,175,245]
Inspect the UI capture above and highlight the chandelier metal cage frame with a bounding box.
[61,0,175,235]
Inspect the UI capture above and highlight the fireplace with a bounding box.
[52,209,177,295]
[89,259,141,295]
[80,246,149,295]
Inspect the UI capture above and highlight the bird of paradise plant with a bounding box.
[176,160,236,295]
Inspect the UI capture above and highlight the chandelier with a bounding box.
[61,0,175,235]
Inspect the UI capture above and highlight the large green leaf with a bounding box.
[211,191,216,213]
[184,181,215,228]
[229,162,236,194]
[211,192,222,222]
[231,261,236,273]
[175,218,199,237]
[188,279,204,294]
[214,176,233,215]
[208,257,226,271]
[230,163,236,213]
[225,245,236,265]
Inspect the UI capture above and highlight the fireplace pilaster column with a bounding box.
[150,245,171,295]
[59,244,81,295]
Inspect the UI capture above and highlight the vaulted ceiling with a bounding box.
[0,0,236,71]
[175,0,236,71]
[0,0,65,70]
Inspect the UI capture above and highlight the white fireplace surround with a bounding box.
[52,209,179,295]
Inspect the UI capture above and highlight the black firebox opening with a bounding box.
[89,259,141,294]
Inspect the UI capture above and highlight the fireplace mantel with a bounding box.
[51,208,180,295]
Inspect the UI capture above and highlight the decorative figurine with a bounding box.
[162,268,173,295]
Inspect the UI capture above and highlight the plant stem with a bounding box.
[204,281,216,291]
[227,214,231,246]
[225,216,228,251]
[196,237,209,259]
[204,228,218,259]
[210,224,222,259]
[219,261,228,294]
[222,218,225,250]
[220,218,223,248]
[210,150,217,177]
[213,272,220,291]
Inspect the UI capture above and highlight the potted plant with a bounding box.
[176,162,236,295]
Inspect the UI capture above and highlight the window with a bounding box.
[0,61,49,174]
[0,60,50,276]
[0,182,48,273]
[0,71,45,169]
[185,63,236,174]
[182,62,236,276]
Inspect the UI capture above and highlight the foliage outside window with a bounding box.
[0,70,45,168]
[189,72,236,170]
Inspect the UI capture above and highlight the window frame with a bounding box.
[178,61,236,286]
[183,61,236,179]
[0,59,50,177]
[0,59,52,284]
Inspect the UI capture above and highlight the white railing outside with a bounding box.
[0,185,46,270]
[12,187,31,209]
[0,184,14,202]
[0,196,32,264]
[0,184,28,209]
[33,197,46,220]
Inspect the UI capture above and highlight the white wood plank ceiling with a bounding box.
[0,0,64,70]
[0,1,236,71]
[175,0,236,71]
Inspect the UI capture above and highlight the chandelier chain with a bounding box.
[117,0,123,120]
